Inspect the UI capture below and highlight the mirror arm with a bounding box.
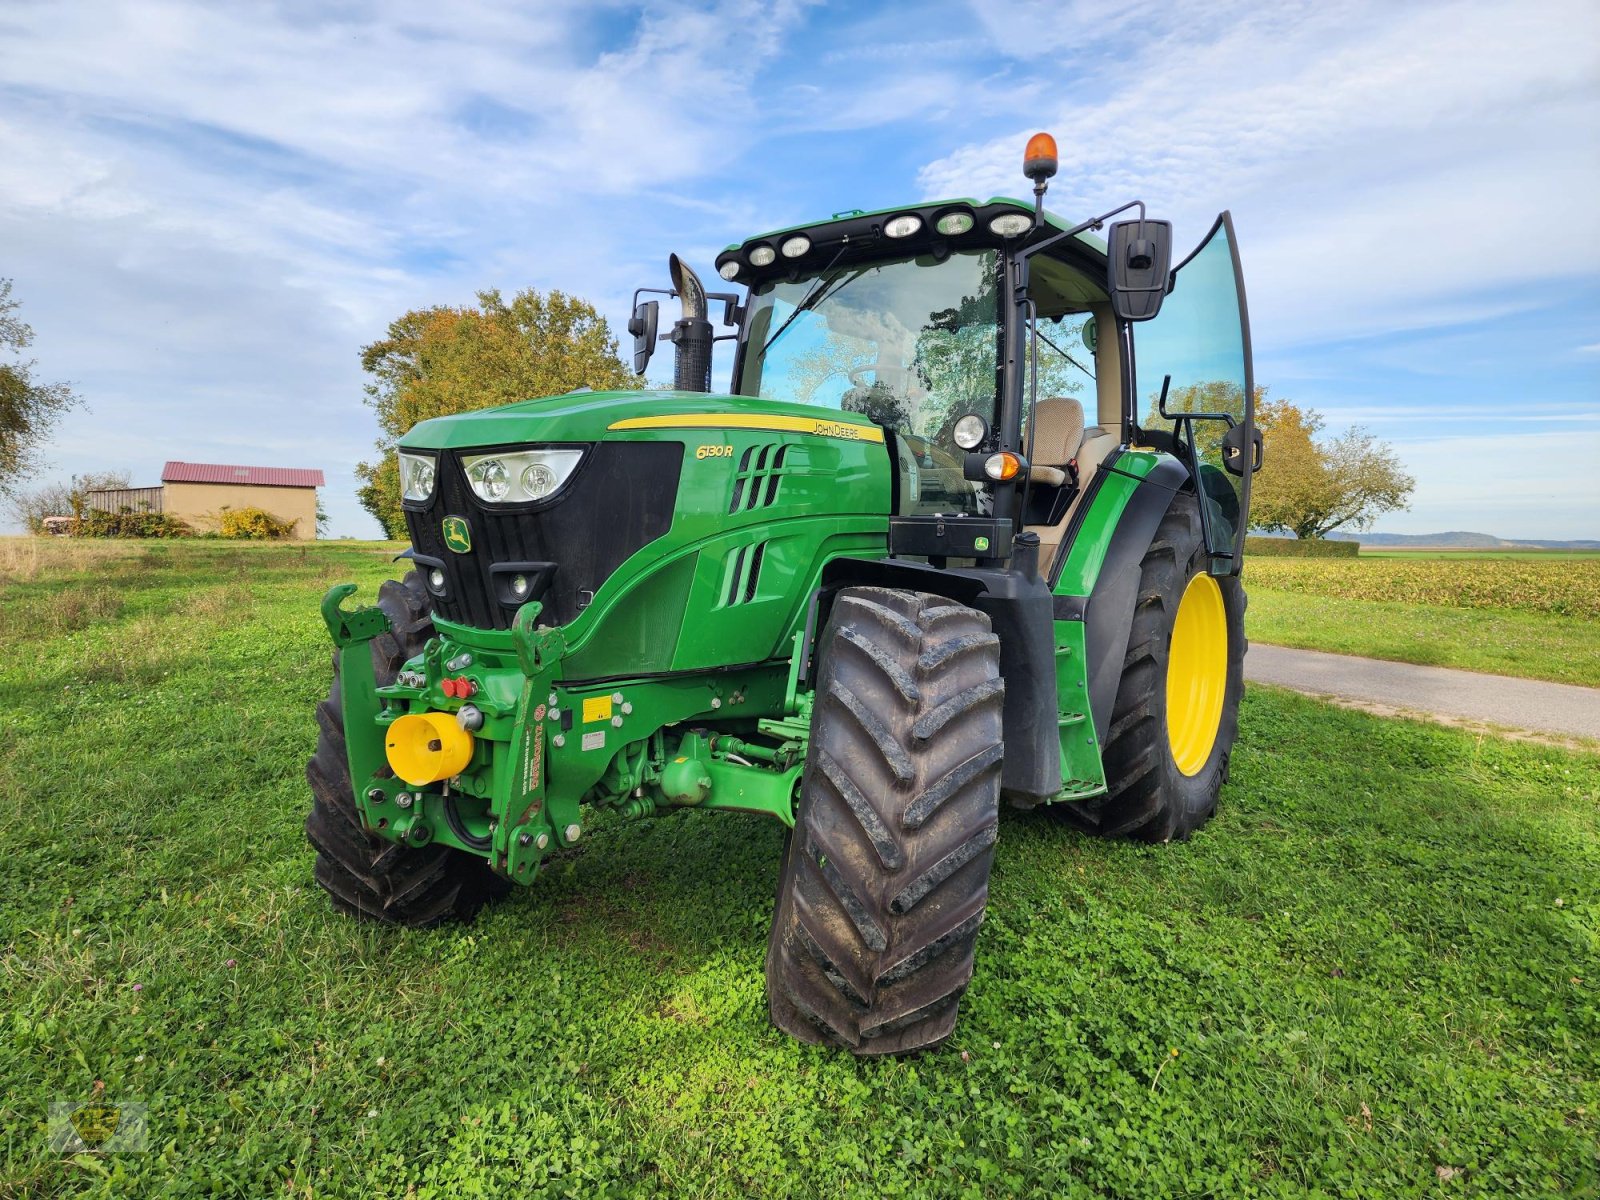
[1018,199,1146,266]
[631,285,677,308]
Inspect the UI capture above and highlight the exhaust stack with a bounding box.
[667,254,713,392]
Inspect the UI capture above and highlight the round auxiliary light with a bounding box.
[883,214,923,239]
[748,244,776,267]
[983,451,1023,482]
[989,213,1032,238]
[510,573,530,597]
[935,211,975,236]
[467,457,509,501]
[718,260,741,281]
[428,568,445,590]
[952,413,989,450]
[780,235,811,258]
[520,462,558,499]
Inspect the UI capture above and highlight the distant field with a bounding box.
[1245,555,1600,686]
[1361,549,1600,561]
[1246,555,1600,618]
[1,537,1595,1198]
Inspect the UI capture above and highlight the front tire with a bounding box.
[766,588,1004,1055]
[305,572,509,927]
[1067,491,1246,842]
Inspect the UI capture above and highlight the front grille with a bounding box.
[405,442,683,630]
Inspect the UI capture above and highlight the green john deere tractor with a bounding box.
[309,132,1262,1055]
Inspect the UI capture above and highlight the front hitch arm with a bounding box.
[320,584,394,831]
[321,583,392,649]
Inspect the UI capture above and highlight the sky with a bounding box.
[1,0,1596,540]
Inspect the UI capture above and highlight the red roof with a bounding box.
[162,461,325,489]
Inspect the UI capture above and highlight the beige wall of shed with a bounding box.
[163,482,318,538]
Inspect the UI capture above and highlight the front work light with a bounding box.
[748,244,776,267]
[935,211,975,236]
[781,235,811,258]
[988,213,1032,238]
[399,451,436,502]
[884,214,923,238]
[718,261,741,281]
[461,448,584,504]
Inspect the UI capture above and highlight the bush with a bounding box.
[218,507,298,540]
[1245,535,1358,558]
[76,510,193,539]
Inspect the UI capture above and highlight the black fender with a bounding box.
[811,555,1059,800]
[1069,458,1190,745]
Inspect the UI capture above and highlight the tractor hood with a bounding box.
[399,390,885,452]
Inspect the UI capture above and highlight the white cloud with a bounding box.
[0,0,817,534]
[922,0,1600,349]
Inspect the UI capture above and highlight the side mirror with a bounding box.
[1107,219,1172,321]
[627,299,659,374]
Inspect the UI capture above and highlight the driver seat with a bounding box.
[1027,396,1121,574]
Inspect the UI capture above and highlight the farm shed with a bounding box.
[160,461,324,538]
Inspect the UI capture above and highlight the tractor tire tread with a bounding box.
[767,587,1002,1056]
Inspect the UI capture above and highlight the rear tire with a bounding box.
[766,588,1003,1055]
[305,572,509,927]
[1065,491,1245,842]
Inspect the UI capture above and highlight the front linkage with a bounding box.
[321,582,811,886]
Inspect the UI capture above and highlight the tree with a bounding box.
[0,279,79,499]
[1158,384,1413,540]
[355,288,639,536]
[9,470,130,534]
[1250,393,1414,540]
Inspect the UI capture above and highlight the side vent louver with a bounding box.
[729,444,789,513]
[721,541,767,607]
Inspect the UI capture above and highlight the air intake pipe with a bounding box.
[668,253,713,392]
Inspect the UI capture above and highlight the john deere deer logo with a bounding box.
[442,516,472,554]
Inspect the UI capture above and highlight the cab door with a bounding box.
[1130,212,1258,574]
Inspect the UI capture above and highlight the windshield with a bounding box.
[737,250,1002,515]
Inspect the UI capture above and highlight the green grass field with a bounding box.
[1244,553,1600,687]
[1,539,1597,1198]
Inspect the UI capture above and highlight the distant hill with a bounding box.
[1321,531,1600,550]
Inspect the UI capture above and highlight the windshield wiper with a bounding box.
[757,243,857,357]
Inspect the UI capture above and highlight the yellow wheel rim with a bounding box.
[1166,572,1228,777]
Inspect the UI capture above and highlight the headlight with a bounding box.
[748,244,776,267]
[399,451,436,502]
[883,214,922,238]
[780,235,811,258]
[461,448,584,504]
[718,260,741,281]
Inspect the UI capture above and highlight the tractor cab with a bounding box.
[635,144,1256,585]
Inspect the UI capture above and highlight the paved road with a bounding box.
[1245,644,1600,743]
